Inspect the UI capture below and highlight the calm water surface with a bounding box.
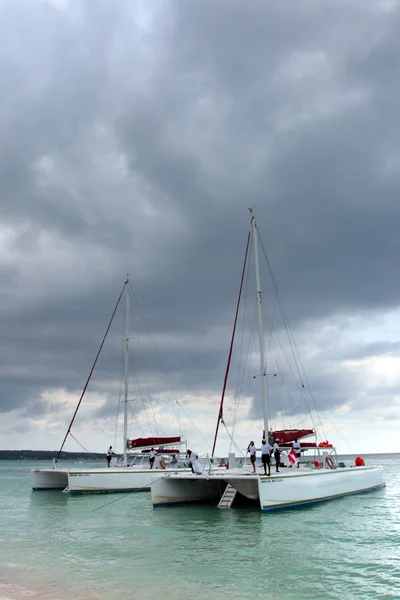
[0,455,399,600]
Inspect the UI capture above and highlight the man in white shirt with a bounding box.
[106,446,115,468]
[261,439,273,476]
[149,448,157,469]
[293,439,301,468]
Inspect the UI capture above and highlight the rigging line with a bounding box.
[275,374,284,422]
[230,252,253,451]
[175,400,214,451]
[127,400,146,438]
[130,362,159,438]
[127,342,153,432]
[257,295,314,434]
[264,304,281,425]
[261,297,310,403]
[91,474,168,513]
[69,432,103,461]
[132,331,161,436]
[212,230,251,458]
[259,269,321,434]
[221,420,245,457]
[9,475,32,494]
[257,231,327,437]
[126,382,144,440]
[129,289,183,431]
[56,281,126,459]
[262,317,308,428]
[114,376,124,451]
[231,304,257,449]
[114,314,126,450]
[303,401,355,453]
[248,315,265,409]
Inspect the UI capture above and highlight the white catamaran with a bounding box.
[31,278,194,493]
[150,213,385,511]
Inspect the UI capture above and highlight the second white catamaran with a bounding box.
[31,278,197,494]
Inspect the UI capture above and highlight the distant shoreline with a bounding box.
[0,450,105,460]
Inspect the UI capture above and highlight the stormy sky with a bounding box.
[1,0,400,457]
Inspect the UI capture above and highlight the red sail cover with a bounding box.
[273,429,314,444]
[128,436,181,448]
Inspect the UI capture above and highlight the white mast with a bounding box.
[123,276,130,467]
[250,213,269,439]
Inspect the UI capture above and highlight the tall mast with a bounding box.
[250,213,269,439]
[123,276,130,467]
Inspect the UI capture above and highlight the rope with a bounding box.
[255,227,352,448]
[130,331,160,436]
[57,281,126,458]
[91,473,174,513]
[9,474,32,494]
[221,420,245,456]
[128,287,213,452]
[69,433,104,461]
[230,254,254,451]
[174,400,214,452]
[113,292,128,452]
[130,288,183,433]
[257,229,325,436]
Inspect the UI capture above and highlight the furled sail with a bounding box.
[272,429,314,445]
[127,436,182,449]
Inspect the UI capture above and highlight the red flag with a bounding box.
[288,448,299,466]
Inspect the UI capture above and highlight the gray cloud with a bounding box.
[1,0,400,447]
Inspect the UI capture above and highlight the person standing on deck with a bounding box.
[187,449,194,473]
[247,441,257,473]
[273,441,281,473]
[261,439,273,476]
[149,448,157,469]
[293,439,301,468]
[187,449,203,474]
[106,446,115,467]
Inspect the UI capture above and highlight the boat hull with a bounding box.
[150,466,385,510]
[151,474,229,506]
[257,465,385,511]
[31,468,69,490]
[67,467,192,493]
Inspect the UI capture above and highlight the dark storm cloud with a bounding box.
[1,0,400,437]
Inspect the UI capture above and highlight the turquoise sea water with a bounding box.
[0,455,399,600]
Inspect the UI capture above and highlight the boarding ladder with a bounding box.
[217,484,237,509]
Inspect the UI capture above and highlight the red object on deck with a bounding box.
[273,429,314,444]
[128,436,181,449]
[355,456,365,467]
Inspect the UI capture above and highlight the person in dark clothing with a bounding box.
[106,446,115,467]
[273,441,281,473]
[261,439,273,476]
